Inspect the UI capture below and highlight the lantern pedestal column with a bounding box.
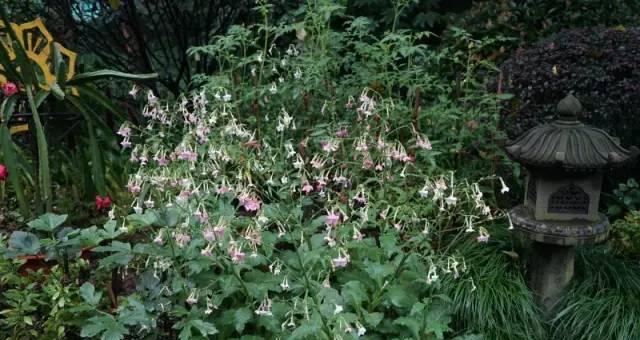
[528,242,575,312]
[509,205,610,314]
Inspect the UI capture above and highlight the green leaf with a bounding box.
[100,220,124,239]
[27,213,68,232]
[117,297,154,328]
[289,320,322,339]
[68,70,157,86]
[80,315,128,340]
[191,319,218,336]
[93,241,133,267]
[393,316,421,338]
[178,319,218,340]
[386,285,418,309]
[79,282,102,306]
[7,231,40,255]
[364,312,384,327]
[126,211,158,227]
[341,281,368,308]
[234,307,253,333]
[380,233,401,257]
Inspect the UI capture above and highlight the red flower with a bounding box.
[0,164,7,182]
[1,82,18,97]
[95,195,112,211]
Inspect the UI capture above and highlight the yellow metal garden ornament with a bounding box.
[0,18,78,135]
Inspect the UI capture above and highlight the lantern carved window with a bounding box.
[547,183,589,215]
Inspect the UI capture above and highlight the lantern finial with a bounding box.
[557,94,582,121]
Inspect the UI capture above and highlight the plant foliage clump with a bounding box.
[552,248,640,340]
[498,26,640,148]
[441,236,546,340]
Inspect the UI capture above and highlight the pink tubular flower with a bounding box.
[217,185,231,195]
[301,182,314,194]
[203,224,225,242]
[335,128,349,138]
[332,250,350,269]
[325,210,341,227]
[477,234,489,243]
[416,135,432,150]
[1,82,18,96]
[0,164,8,182]
[229,246,246,264]
[174,232,191,248]
[239,194,262,212]
[116,125,131,138]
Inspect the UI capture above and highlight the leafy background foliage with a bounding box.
[2,0,640,339]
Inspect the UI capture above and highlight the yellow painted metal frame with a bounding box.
[0,18,78,95]
[0,19,78,135]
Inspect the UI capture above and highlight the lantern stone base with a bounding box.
[509,205,610,313]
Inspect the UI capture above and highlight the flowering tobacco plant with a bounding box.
[98,75,511,338]
[0,2,518,339]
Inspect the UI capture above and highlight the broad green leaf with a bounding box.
[364,312,384,328]
[234,307,253,333]
[100,220,124,239]
[27,213,68,231]
[341,280,368,308]
[80,315,128,340]
[386,285,418,309]
[393,316,421,338]
[7,231,40,255]
[79,282,102,306]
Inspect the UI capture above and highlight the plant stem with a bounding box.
[295,247,333,338]
[26,86,52,212]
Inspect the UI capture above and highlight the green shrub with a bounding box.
[609,210,640,258]
[441,233,547,340]
[552,248,640,340]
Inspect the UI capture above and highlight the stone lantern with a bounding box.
[505,94,638,312]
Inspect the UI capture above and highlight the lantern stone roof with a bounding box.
[505,94,639,171]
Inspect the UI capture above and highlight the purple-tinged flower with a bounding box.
[301,182,314,194]
[335,128,349,138]
[201,243,214,256]
[320,140,339,153]
[332,250,350,269]
[153,231,164,245]
[229,246,246,264]
[477,234,489,243]
[117,125,131,138]
[126,180,141,194]
[174,232,191,248]
[325,210,341,227]
[255,296,273,316]
[239,194,262,212]
[416,135,432,150]
[120,137,132,149]
[186,290,198,305]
